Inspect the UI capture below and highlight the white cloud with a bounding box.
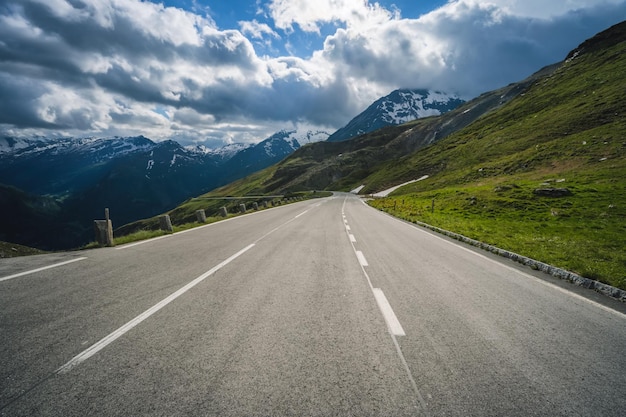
[267,0,398,33]
[239,19,280,40]
[310,0,626,102]
[0,0,625,147]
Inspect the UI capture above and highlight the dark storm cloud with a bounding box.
[0,73,57,128]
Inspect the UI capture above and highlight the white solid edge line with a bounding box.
[380,210,626,320]
[373,288,406,336]
[56,244,255,374]
[356,250,368,267]
[0,257,88,282]
[115,234,171,249]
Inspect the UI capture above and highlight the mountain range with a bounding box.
[0,87,463,250]
[0,130,327,249]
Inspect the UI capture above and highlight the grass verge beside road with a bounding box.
[368,170,626,291]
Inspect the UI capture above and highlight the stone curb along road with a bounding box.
[377,210,626,303]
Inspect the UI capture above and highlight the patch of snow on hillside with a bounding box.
[264,141,275,157]
[296,130,330,144]
[373,175,429,197]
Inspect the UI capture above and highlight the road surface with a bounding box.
[1,193,625,416]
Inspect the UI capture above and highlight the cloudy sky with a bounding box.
[1,0,625,148]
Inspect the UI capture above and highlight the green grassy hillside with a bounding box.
[369,22,626,290]
[117,22,625,290]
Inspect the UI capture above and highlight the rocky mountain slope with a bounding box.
[0,85,464,248]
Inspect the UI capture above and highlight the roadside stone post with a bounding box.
[219,206,228,217]
[263,201,268,208]
[239,203,246,213]
[159,214,173,232]
[196,209,206,223]
[104,208,113,246]
[93,208,114,247]
[253,202,259,211]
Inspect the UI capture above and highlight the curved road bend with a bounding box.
[1,193,625,416]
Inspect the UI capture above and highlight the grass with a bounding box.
[369,166,626,290]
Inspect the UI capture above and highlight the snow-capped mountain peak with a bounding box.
[380,89,463,124]
[257,129,330,157]
[327,89,465,142]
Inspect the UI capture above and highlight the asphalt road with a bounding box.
[1,193,625,416]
